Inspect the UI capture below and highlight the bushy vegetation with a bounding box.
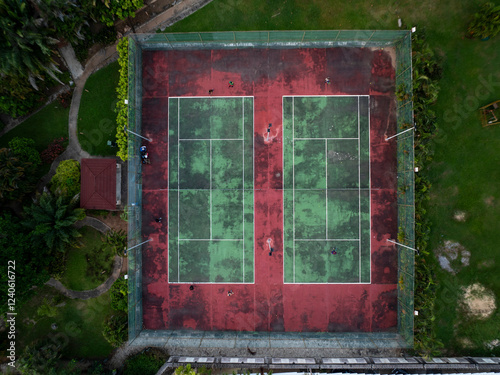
[51,159,81,198]
[411,33,444,358]
[102,312,128,348]
[124,349,167,375]
[0,0,143,119]
[105,229,128,256]
[110,277,128,312]
[467,2,500,39]
[0,213,52,314]
[115,37,129,161]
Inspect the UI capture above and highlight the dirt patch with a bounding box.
[435,240,470,274]
[478,259,495,269]
[461,283,496,319]
[453,210,466,222]
[484,196,495,207]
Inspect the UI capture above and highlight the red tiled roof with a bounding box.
[80,158,116,210]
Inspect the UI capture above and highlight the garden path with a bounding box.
[46,255,123,300]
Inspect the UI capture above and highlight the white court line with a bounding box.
[292,96,296,283]
[210,139,212,240]
[325,139,328,240]
[252,97,255,283]
[170,95,254,99]
[283,282,371,285]
[282,95,369,98]
[294,239,360,242]
[282,97,285,285]
[177,98,180,283]
[358,97,361,283]
[167,98,170,282]
[294,188,370,191]
[179,138,243,141]
[242,97,245,283]
[295,137,359,140]
[179,239,243,241]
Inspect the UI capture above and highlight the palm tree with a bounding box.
[0,0,61,87]
[23,192,86,253]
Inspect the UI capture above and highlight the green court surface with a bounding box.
[168,97,254,283]
[283,96,371,283]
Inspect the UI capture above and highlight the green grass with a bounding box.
[164,0,500,355]
[0,101,69,152]
[78,61,120,156]
[14,285,114,359]
[60,226,115,291]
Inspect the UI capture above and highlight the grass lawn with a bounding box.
[164,0,500,355]
[15,285,114,359]
[60,226,115,291]
[78,61,120,156]
[0,102,69,152]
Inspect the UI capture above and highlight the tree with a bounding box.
[83,0,144,27]
[22,192,86,253]
[35,0,89,45]
[0,148,36,200]
[50,159,81,197]
[0,0,61,86]
[0,212,51,314]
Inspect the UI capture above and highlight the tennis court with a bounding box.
[168,97,254,283]
[133,33,412,337]
[283,96,370,283]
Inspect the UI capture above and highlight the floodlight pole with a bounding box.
[387,239,418,253]
[123,126,152,142]
[385,126,414,141]
[126,238,153,254]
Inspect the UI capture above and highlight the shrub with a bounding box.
[58,90,73,109]
[41,137,67,164]
[124,350,167,375]
[115,37,129,161]
[467,2,500,39]
[8,137,41,166]
[110,277,128,312]
[51,159,81,197]
[37,298,58,318]
[102,312,128,347]
[105,229,127,256]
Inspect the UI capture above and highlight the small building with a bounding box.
[80,158,121,210]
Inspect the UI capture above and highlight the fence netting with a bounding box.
[127,36,144,341]
[127,30,414,347]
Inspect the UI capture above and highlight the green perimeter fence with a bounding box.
[127,31,414,346]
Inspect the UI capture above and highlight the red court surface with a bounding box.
[140,47,398,332]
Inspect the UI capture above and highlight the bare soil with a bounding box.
[461,283,496,319]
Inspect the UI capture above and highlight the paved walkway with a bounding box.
[46,255,123,299]
[75,216,112,232]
